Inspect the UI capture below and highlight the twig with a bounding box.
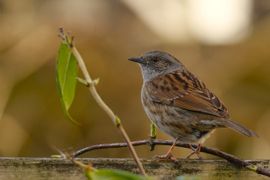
[58,28,146,175]
[73,139,270,178]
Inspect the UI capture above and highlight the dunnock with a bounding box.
[129,51,257,159]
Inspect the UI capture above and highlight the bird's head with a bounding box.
[129,51,183,81]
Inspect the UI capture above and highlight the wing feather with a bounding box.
[145,70,229,118]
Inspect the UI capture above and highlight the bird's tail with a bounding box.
[218,119,258,137]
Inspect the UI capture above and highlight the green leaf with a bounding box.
[86,169,150,180]
[56,42,79,125]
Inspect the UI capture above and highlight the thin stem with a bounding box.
[59,29,146,175]
[72,47,146,175]
[118,125,146,175]
[73,139,270,178]
[72,48,115,121]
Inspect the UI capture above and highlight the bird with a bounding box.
[128,50,257,159]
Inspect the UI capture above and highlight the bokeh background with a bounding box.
[0,0,270,159]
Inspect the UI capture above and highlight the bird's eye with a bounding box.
[153,58,158,62]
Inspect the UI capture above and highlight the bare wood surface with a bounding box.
[0,157,269,180]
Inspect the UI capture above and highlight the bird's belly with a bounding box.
[143,102,212,143]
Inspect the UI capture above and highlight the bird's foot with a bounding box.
[155,152,177,161]
[186,144,202,159]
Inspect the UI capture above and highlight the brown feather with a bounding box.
[145,70,229,118]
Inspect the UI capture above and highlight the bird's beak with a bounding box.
[128,57,145,64]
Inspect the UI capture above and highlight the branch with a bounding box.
[58,28,146,176]
[73,139,270,178]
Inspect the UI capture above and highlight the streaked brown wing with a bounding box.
[145,70,229,118]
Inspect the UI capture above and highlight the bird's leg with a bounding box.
[149,123,157,151]
[186,143,202,159]
[155,138,178,161]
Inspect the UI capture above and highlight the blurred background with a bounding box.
[0,0,269,159]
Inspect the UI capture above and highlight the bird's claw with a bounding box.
[155,152,177,161]
[186,144,202,159]
[186,151,202,159]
